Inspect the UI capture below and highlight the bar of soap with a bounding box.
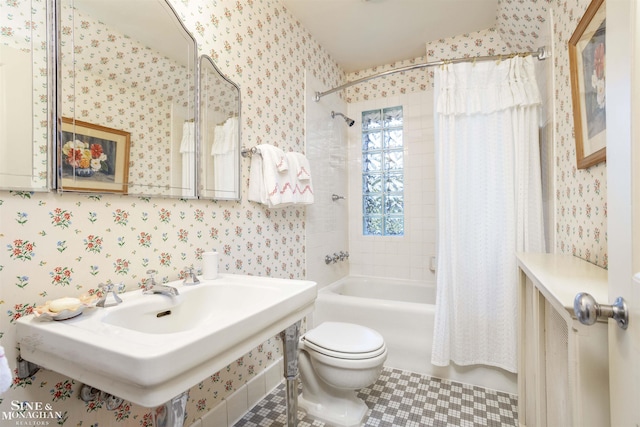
[48,297,82,313]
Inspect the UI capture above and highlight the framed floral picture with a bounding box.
[60,118,131,193]
[569,0,606,169]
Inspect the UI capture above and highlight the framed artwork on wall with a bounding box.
[60,118,131,194]
[569,0,606,169]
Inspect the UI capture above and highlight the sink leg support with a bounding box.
[155,391,188,427]
[16,354,40,379]
[280,321,301,427]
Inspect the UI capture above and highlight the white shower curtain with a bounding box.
[431,56,545,373]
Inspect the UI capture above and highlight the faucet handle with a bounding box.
[98,282,113,292]
[97,282,123,307]
[142,270,158,292]
[98,281,124,293]
[146,269,158,285]
[115,281,126,293]
[183,266,200,285]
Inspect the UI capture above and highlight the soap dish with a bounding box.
[34,295,97,321]
[37,307,86,321]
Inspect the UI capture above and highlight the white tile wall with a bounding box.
[246,373,267,409]
[305,72,350,288]
[226,386,249,426]
[193,358,283,427]
[347,91,437,282]
[265,358,284,392]
[199,400,227,427]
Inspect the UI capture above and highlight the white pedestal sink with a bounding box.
[16,274,316,408]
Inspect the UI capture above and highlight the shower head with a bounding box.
[331,111,355,127]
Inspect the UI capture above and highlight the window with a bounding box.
[362,106,404,236]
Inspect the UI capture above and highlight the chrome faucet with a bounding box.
[143,269,179,297]
[183,266,200,285]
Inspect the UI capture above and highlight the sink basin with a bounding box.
[101,284,273,334]
[16,274,316,407]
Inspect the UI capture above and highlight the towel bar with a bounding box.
[241,146,259,157]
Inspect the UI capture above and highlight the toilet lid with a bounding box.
[303,322,385,356]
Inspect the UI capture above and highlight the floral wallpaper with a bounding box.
[343,55,430,104]
[0,0,343,426]
[496,0,551,52]
[425,27,511,63]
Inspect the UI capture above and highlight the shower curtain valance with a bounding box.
[436,56,541,116]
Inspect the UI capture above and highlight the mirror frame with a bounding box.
[198,55,241,201]
[0,0,55,192]
[53,0,199,198]
[48,0,57,191]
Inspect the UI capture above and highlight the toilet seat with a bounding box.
[302,322,386,360]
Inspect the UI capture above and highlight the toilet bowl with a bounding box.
[298,321,387,427]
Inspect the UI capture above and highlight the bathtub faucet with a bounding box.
[324,251,349,265]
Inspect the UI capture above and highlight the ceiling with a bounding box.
[281,0,499,73]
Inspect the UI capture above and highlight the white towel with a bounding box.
[295,155,311,181]
[248,144,294,207]
[179,122,195,153]
[211,117,239,156]
[213,148,237,198]
[211,125,226,155]
[286,151,314,204]
[180,121,196,196]
[0,345,12,394]
[225,117,238,156]
[248,151,267,204]
[210,119,238,197]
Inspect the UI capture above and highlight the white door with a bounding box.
[606,0,640,424]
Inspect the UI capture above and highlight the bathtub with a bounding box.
[312,276,517,394]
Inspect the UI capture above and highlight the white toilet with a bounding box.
[298,321,387,427]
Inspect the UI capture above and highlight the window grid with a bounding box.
[362,106,404,236]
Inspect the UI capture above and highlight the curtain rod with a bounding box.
[314,46,549,102]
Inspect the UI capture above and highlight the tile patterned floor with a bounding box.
[235,367,518,427]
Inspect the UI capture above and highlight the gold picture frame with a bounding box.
[569,0,606,169]
[60,118,131,194]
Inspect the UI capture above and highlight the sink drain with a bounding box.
[156,310,172,318]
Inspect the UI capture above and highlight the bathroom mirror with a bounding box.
[57,0,197,197]
[0,0,51,191]
[198,55,241,200]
